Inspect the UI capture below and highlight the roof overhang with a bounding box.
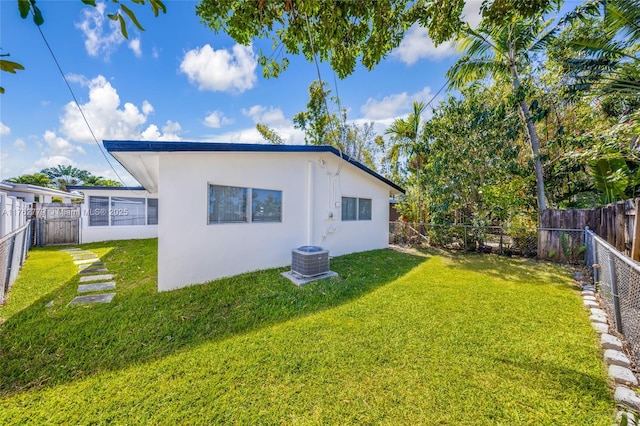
[104,140,405,195]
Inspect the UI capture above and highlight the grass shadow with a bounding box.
[0,239,426,396]
[441,250,577,287]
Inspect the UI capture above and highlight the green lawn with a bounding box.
[0,239,614,424]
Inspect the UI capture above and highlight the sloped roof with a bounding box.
[103,141,405,194]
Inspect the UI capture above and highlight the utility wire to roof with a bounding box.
[32,12,142,193]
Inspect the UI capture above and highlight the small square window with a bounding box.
[208,185,247,224]
[341,197,357,221]
[252,188,282,222]
[359,198,372,220]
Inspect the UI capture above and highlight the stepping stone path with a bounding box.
[59,248,116,306]
[580,284,640,422]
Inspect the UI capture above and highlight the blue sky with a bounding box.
[1,1,568,185]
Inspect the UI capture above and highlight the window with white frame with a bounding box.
[147,198,158,225]
[88,195,157,226]
[208,184,282,224]
[111,197,146,226]
[89,196,109,226]
[341,197,372,221]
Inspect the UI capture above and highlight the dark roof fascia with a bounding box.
[66,186,146,191]
[103,141,405,194]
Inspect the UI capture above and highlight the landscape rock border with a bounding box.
[580,281,640,424]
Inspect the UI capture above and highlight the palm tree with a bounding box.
[5,173,53,188]
[40,165,91,191]
[561,0,639,98]
[447,14,559,212]
[384,101,428,221]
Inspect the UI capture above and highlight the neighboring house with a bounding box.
[67,186,159,244]
[104,141,404,291]
[0,182,75,238]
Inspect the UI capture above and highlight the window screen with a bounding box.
[358,198,372,220]
[88,196,109,226]
[111,197,146,226]
[341,197,357,221]
[147,198,158,225]
[252,188,282,222]
[208,185,247,224]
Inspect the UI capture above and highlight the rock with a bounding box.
[583,295,597,302]
[45,300,54,308]
[581,290,595,296]
[616,410,638,426]
[583,285,596,292]
[584,300,599,308]
[614,386,640,411]
[605,349,631,368]
[602,334,624,351]
[591,308,607,316]
[609,365,639,386]
[592,322,609,334]
[590,314,608,324]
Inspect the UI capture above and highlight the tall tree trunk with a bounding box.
[510,67,548,211]
[518,99,547,211]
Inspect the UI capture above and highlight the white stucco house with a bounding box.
[66,186,159,244]
[104,141,404,291]
[0,182,76,238]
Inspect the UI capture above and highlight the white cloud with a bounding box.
[204,111,232,128]
[129,38,142,57]
[241,105,287,126]
[13,138,26,151]
[34,156,75,170]
[152,47,160,59]
[0,122,9,135]
[141,121,182,141]
[360,87,436,122]
[75,2,125,59]
[391,2,482,65]
[180,44,257,93]
[43,131,86,156]
[60,75,163,142]
[391,26,457,64]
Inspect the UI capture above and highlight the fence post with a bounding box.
[607,252,624,334]
[464,224,468,250]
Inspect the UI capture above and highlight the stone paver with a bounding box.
[74,258,100,265]
[79,268,109,275]
[615,386,640,412]
[592,322,609,334]
[79,274,114,283]
[605,349,631,368]
[583,295,597,302]
[601,334,624,351]
[609,365,639,386]
[60,248,82,252]
[78,262,107,270]
[590,314,608,324]
[583,285,596,292]
[617,410,639,426]
[68,293,115,306]
[591,308,607,316]
[584,300,599,308]
[78,282,116,293]
[581,290,594,296]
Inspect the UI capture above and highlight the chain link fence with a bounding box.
[585,229,640,363]
[0,220,33,304]
[389,222,586,263]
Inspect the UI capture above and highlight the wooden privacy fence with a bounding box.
[34,203,80,246]
[540,199,640,261]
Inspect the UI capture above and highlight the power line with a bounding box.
[32,16,139,192]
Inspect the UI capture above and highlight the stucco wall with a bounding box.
[76,188,158,243]
[157,151,391,291]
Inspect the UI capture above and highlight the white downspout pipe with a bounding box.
[306,161,314,245]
